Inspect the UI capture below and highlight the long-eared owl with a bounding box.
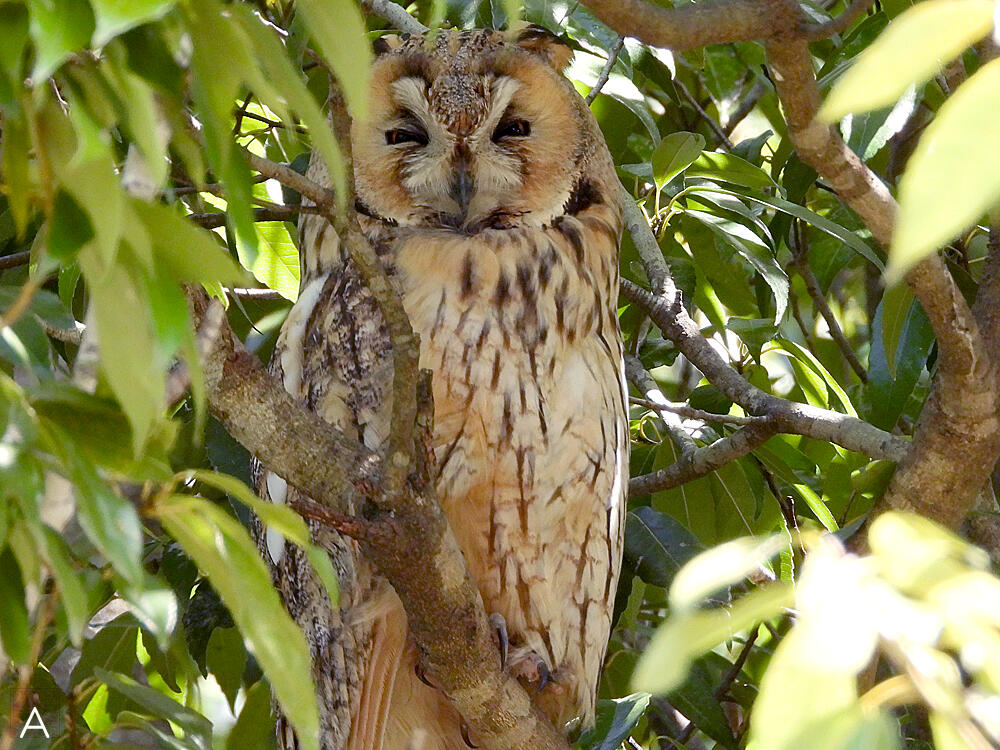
[254,25,628,750]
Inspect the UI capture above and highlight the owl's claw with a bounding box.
[508,648,555,697]
[460,720,479,748]
[488,612,509,670]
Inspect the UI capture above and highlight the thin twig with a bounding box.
[361,0,429,34]
[626,355,697,455]
[188,205,323,229]
[804,0,876,40]
[673,76,733,150]
[41,320,85,346]
[629,395,766,426]
[0,251,31,271]
[228,287,284,300]
[723,79,767,136]
[629,419,779,496]
[790,223,868,382]
[585,36,625,104]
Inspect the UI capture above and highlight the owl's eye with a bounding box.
[492,119,531,141]
[385,127,428,146]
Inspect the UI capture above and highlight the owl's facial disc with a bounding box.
[378,74,531,230]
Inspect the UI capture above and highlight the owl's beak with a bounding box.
[449,145,474,219]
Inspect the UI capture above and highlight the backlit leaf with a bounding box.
[887,58,1000,282]
[819,0,994,121]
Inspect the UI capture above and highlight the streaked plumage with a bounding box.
[255,26,627,750]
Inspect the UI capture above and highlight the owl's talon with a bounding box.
[488,612,509,670]
[460,720,479,748]
[508,648,555,696]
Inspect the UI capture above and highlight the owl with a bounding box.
[254,25,628,750]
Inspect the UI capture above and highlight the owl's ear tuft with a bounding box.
[373,34,403,56]
[511,23,572,72]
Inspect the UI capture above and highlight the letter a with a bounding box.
[20,706,50,738]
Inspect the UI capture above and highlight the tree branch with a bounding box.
[621,278,907,461]
[361,0,429,34]
[804,0,876,41]
[585,36,625,105]
[630,420,780,496]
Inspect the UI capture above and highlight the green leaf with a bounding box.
[156,495,320,750]
[186,2,257,259]
[186,469,338,606]
[47,189,95,262]
[237,221,300,301]
[71,614,139,684]
[687,151,778,190]
[0,546,30,664]
[691,185,885,270]
[819,0,994,121]
[0,4,29,83]
[887,57,1000,282]
[234,7,346,208]
[27,0,96,80]
[652,132,705,190]
[206,627,246,712]
[294,0,372,122]
[578,693,651,750]
[775,337,857,416]
[89,0,177,46]
[670,535,787,610]
[666,656,739,749]
[878,283,911,379]
[1,111,32,234]
[35,527,90,646]
[685,209,788,323]
[633,584,792,694]
[624,506,703,589]
[96,668,212,750]
[227,681,276,750]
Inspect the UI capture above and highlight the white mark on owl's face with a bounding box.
[379,75,535,230]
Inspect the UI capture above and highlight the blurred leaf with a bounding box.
[1,111,32,234]
[206,627,245,712]
[34,527,90,646]
[0,546,30,664]
[633,584,792,694]
[578,693,651,750]
[96,668,212,750]
[819,0,993,121]
[156,495,320,750]
[294,0,372,121]
[47,189,94,262]
[670,535,786,610]
[888,57,1000,282]
[186,469,338,606]
[652,132,705,190]
[227,680,276,750]
[27,0,95,80]
[624,506,703,589]
[237,221,299,301]
[841,84,918,161]
[90,0,177,46]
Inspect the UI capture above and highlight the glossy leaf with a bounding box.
[670,535,786,610]
[888,57,1000,282]
[819,0,994,121]
[578,693,651,750]
[624,506,703,589]
[652,132,705,189]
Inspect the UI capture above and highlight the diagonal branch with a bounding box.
[621,279,907,462]
[629,420,780,496]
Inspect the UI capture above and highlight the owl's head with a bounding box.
[353,26,592,232]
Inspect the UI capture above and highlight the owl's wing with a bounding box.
[253,191,409,750]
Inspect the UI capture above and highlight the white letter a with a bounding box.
[20,706,50,738]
